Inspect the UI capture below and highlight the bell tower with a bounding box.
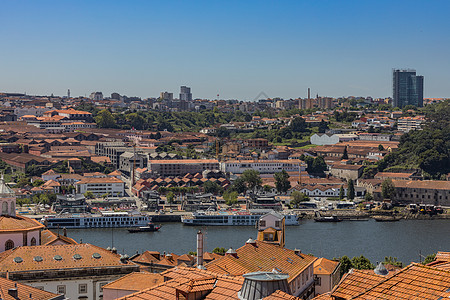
[0,174,16,217]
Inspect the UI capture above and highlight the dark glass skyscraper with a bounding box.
[393,69,424,108]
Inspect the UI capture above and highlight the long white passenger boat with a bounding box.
[181,210,299,226]
[40,211,150,229]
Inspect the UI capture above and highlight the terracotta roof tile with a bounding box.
[435,251,450,261]
[314,257,340,275]
[0,215,44,232]
[0,277,61,300]
[263,290,302,300]
[102,272,164,291]
[351,263,450,300]
[331,269,385,299]
[311,292,333,300]
[0,243,135,273]
[40,229,78,245]
[205,241,316,283]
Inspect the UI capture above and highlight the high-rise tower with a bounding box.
[393,69,424,108]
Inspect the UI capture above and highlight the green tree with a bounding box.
[274,170,291,194]
[290,117,307,132]
[16,178,31,188]
[241,169,262,192]
[351,255,374,270]
[383,256,402,268]
[32,179,45,187]
[422,253,436,265]
[212,247,226,255]
[166,191,175,204]
[263,185,272,192]
[342,146,348,159]
[39,193,50,205]
[203,181,223,195]
[311,156,327,174]
[382,178,395,200]
[95,109,116,128]
[290,191,309,208]
[216,127,231,138]
[347,179,355,200]
[338,256,353,276]
[223,191,238,206]
[339,185,345,200]
[364,192,373,202]
[84,191,94,199]
[378,144,385,151]
[230,177,247,194]
[318,120,329,133]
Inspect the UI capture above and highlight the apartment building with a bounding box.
[75,177,125,197]
[220,159,305,174]
[397,116,424,132]
[148,159,219,176]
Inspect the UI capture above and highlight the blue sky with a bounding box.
[1,0,449,100]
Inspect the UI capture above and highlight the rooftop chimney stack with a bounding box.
[197,230,204,268]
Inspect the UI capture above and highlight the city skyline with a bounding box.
[1,1,450,99]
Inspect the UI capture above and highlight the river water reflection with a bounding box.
[67,219,450,264]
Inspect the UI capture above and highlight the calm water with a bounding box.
[67,219,450,265]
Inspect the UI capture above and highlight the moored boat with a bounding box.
[181,210,299,226]
[40,211,150,229]
[128,222,161,233]
[314,215,342,222]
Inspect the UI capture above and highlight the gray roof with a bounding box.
[0,175,14,195]
[374,262,389,276]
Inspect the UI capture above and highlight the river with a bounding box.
[66,219,450,265]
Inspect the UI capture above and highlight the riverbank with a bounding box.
[297,209,450,220]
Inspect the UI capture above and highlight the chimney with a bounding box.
[63,227,67,237]
[225,247,237,258]
[245,238,256,246]
[8,288,18,299]
[197,230,204,268]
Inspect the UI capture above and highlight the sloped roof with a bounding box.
[0,243,135,273]
[0,215,44,232]
[331,269,385,300]
[205,240,316,283]
[351,263,450,300]
[263,290,302,300]
[0,277,61,300]
[40,229,78,245]
[102,272,164,291]
[314,257,340,275]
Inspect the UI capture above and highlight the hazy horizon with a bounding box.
[1,1,449,100]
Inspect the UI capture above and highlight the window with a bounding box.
[30,237,37,246]
[99,282,107,292]
[275,221,281,228]
[79,284,87,294]
[263,233,274,242]
[5,240,14,250]
[259,220,266,227]
[314,276,321,286]
[57,285,66,294]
